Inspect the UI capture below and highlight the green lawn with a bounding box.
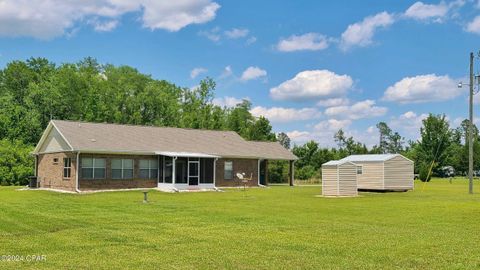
[1,179,480,269]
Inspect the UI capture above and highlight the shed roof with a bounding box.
[35,120,297,160]
[322,160,356,166]
[340,154,402,162]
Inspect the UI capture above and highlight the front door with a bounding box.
[188,159,199,185]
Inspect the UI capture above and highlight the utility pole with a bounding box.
[469,52,474,194]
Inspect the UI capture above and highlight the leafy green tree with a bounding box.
[277,132,291,149]
[416,114,453,176]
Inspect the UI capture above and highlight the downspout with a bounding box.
[75,151,81,193]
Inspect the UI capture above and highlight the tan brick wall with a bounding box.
[78,154,158,191]
[37,152,77,192]
[215,158,259,187]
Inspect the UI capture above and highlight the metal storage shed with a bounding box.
[339,154,414,191]
[321,160,358,197]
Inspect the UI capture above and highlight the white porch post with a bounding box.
[213,158,218,186]
[172,157,177,184]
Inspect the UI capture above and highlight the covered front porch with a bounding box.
[156,152,219,191]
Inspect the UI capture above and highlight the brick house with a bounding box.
[33,120,297,192]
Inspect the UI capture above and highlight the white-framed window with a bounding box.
[224,161,233,180]
[139,159,158,179]
[82,158,106,179]
[357,166,363,175]
[112,159,134,179]
[63,158,71,178]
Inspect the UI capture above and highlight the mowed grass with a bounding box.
[1,179,480,269]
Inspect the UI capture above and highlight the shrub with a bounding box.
[296,165,317,180]
[419,163,432,182]
[0,139,34,186]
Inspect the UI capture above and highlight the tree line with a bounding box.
[0,57,275,185]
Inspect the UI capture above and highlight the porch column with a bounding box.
[172,157,177,184]
[265,160,269,186]
[289,160,294,186]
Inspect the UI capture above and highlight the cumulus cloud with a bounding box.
[324,100,387,120]
[0,0,221,39]
[190,67,208,79]
[240,66,267,81]
[90,19,119,32]
[404,2,448,21]
[286,130,315,144]
[250,106,322,123]
[389,111,429,139]
[246,36,257,45]
[316,98,350,107]
[382,74,460,103]
[270,70,353,101]
[212,96,249,108]
[404,1,465,22]
[340,11,394,51]
[466,16,480,34]
[198,26,221,42]
[219,65,233,78]
[314,119,352,131]
[224,28,249,39]
[276,33,330,52]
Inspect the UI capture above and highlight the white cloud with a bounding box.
[286,130,314,144]
[314,119,352,131]
[90,19,119,32]
[212,96,249,108]
[404,2,448,21]
[141,1,220,32]
[389,111,429,139]
[340,11,394,51]
[240,66,267,81]
[219,65,233,78]
[382,74,460,104]
[190,67,208,79]
[0,0,221,39]
[466,16,480,34]
[224,28,249,39]
[270,70,353,101]
[316,98,350,107]
[246,36,257,45]
[324,100,387,120]
[250,106,322,123]
[198,26,221,42]
[276,33,330,52]
[404,1,465,22]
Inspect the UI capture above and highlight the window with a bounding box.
[357,166,363,175]
[139,159,158,179]
[224,161,233,180]
[112,159,134,179]
[63,158,71,178]
[53,158,59,164]
[82,158,105,179]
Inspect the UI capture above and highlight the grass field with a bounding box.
[1,178,480,269]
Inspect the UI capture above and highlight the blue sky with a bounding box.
[1,0,480,147]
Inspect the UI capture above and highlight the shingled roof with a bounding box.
[34,120,297,160]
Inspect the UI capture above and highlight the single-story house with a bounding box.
[33,120,297,192]
[323,154,414,192]
[321,160,358,197]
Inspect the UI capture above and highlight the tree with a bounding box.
[416,114,453,178]
[277,132,291,149]
[376,122,392,153]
